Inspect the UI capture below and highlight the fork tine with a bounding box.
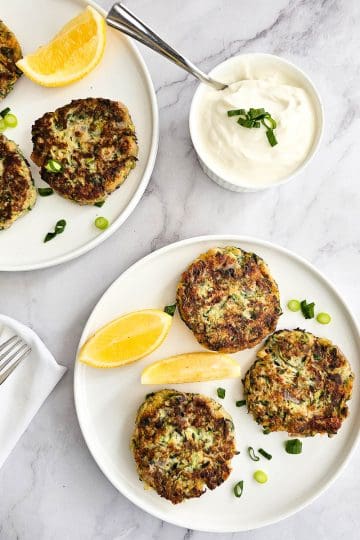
[0,335,18,353]
[0,347,31,385]
[0,342,27,370]
[0,338,22,363]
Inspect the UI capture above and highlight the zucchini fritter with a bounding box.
[0,134,36,229]
[31,98,138,205]
[243,329,354,437]
[0,20,22,100]
[176,246,281,353]
[131,389,237,504]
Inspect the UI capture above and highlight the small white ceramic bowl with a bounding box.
[189,53,324,192]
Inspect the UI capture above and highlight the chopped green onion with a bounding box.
[248,447,260,461]
[4,113,18,128]
[94,216,109,230]
[44,219,66,242]
[227,109,246,117]
[94,201,105,208]
[38,187,54,197]
[54,219,66,234]
[0,107,10,118]
[285,439,302,454]
[44,232,56,243]
[237,117,254,128]
[316,312,331,325]
[253,470,268,484]
[236,399,246,407]
[287,299,301,312]
[45,159,62,173]
[0,118,6,132]
[263,428,271,435]
[266,129,278,147]
[164,303,176,317]
[262,115,277,130]
[248,108,266,119]
[217,387,226,399]
[233,480,244,498]
[300,299,315,319]
[227,107,278,146]
[258,448,272,460]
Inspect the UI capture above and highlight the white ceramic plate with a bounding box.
[74,236,360,532]
[0,0,158,271]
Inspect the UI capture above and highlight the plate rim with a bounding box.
[0,0,159,272]
[73,234,360,532]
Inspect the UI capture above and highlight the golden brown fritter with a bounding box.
[176,246,281,353]
[131,389,237,504]
[0,20,22,100]
[0,134,36,230]
[243,329,354,437]
[31,98,138,205]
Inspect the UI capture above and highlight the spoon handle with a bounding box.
[106,3,227,90]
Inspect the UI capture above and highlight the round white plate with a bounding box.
[74,236,360,532]
[0,0,158,271]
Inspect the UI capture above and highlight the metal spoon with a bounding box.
[106,3,228,91]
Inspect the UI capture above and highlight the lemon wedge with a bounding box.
[141,352,241,384]
[78,310,172,368]
[16,6,106,87]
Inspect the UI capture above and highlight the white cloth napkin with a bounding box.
[0,314,66,469]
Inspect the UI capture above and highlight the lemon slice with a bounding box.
[78,310,172,368]
[16,6,106,87]
[141,352,241,384]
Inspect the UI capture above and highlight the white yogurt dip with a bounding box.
[190,54,323,191]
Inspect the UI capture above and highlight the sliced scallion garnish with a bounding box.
[285,439,302,454]
[262,115,277,130]
[300,299,315,319]
[263,428,271,435]
[248,108,266,119]
[44,219,66,243]
[0,107,10,118]
[227,109,246,117]
[236,399,246,407]
[94,201,105,208]
[253,470,268,484]
[4,113,18,128]
[94,217,109,230]
[316,312,331,324]
[228,107,278,146]
[233,480,244,498]
[217,387,226,399]
[287,299,301,312]
[55,219,66,234]
[248,447,260,461]
[38,187,54,197]
[266,129,278,147]
[258,448,272,460]
[237,117,254,128]
[0,118,6,132]
[164,303,176,317]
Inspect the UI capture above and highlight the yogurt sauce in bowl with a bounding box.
[189,54,323,191]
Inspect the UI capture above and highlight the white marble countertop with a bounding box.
[1,0,359,538]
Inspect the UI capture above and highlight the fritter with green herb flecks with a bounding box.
[0,20,22,100]
[0,134,36,229]
[177,246,281,353]
[31,98,138,205]
[243,329,354,437]
[131,389,237,504]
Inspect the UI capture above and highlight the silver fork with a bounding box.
[0,335,31,385]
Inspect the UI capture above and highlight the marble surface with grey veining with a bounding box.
[1,0,360,538]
